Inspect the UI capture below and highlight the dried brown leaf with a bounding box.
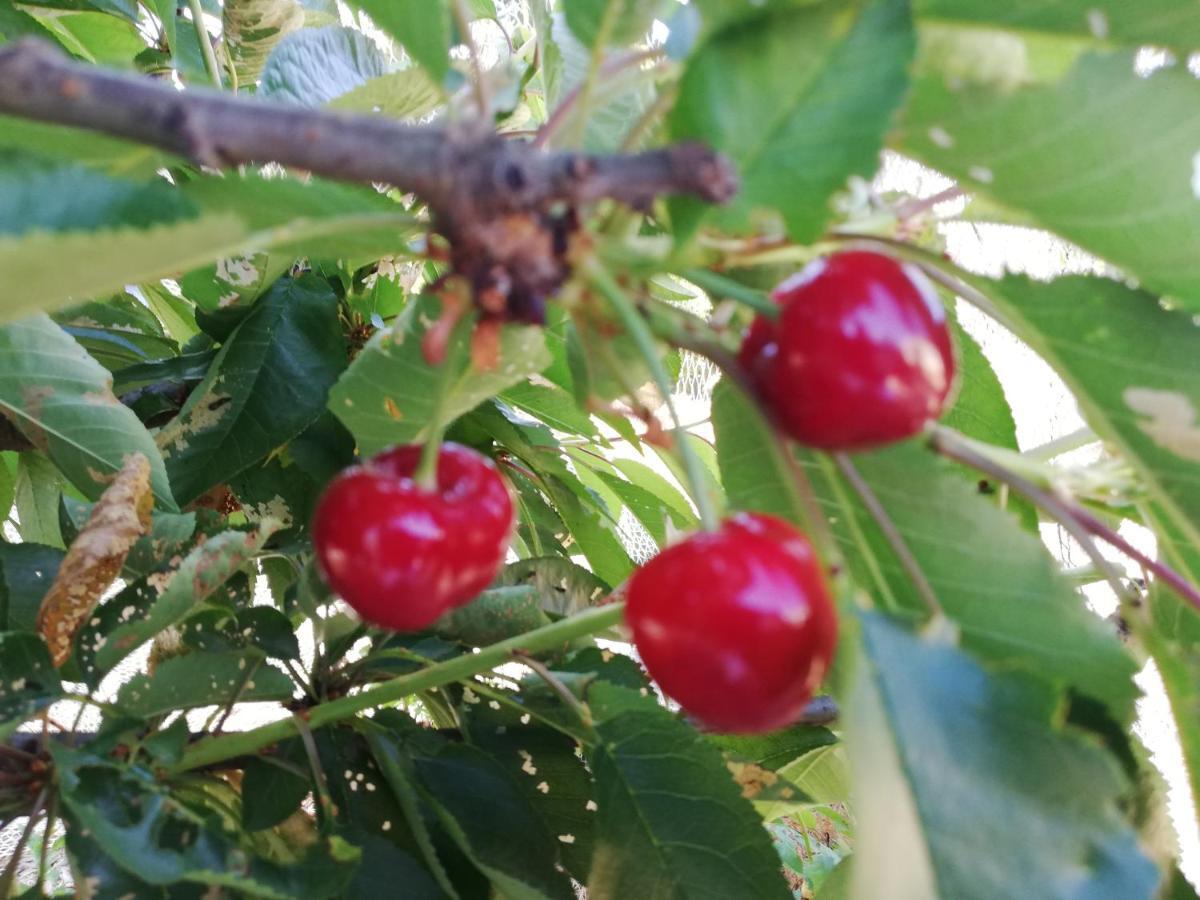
[36,453,153,666]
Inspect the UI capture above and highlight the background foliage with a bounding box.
[0,0,1198,897]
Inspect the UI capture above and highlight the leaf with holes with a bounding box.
[331,294,551,455]
[0,631,62,739]
[585,682,792,898]
[94,521,278,672]
[157,276,344,506]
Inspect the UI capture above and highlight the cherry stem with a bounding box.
[0,785,48,898]
[927,425,1173,610]
[415,310,476,490]
[512,650,593,728]
[833,453,945,621]
[451,0,490,116]
[680,268,779,319]
[586,263,721,532]
[172,602,626,773]
[186,0,222,90]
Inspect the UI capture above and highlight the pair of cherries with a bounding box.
[313,251,956,733]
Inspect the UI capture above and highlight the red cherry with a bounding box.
[738,251,955,450]
[312,443,514,631]
[625,513,837,734]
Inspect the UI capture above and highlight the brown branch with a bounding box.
[0,39,734,214]
[0,39,736,324]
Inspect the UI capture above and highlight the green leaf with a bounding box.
[158,276,344,506]
[0,542,65,631]
[498,557,611,616]
[0,210,246,322]
[712,379,813,528]
[811,443,1138,720]
[331,294,551,455]
[0,631,62,739]
[899,52,1200,312]
[415,743,575,900]
[436,585,551,647]
[241,753,310,831]
[462,699,598,881]
[350,0,451,86]
[55,295,179,371]
[915,0,1200,53]
[670,0,914,241]
[260,25,391,105]
[990,275,1200,562]
[14,451,66,547]
[0,316,176,508]
[327,67,442,120]
[56,749,361,897]
[116,650,292,718]
[501,381,599,438]
[61,495,198,579]
[585,682,793,899]
[849,612,1157,899]
[224,0,305,85]
[709,724,838,772]
[563,0,666,48]
[176,174,414,311]
[94,522,277,671]
[0,155,194,236]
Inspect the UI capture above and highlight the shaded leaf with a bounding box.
[585,682,792,899]
[0,316,175,508]
[0,542,64,632]
[260,24,390,105]
[116,649,292,718]
[849,612,1156,899]
[14,451,66,547]
[0,631,62,739]
[415,743,575,900]
[158,276,344,506]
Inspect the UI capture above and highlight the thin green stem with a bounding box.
[563,0,621,147]
[833,453,944,621]
[587,264,720,530]
[416,311,475,488]
[187,0,223,90]
[680,268,779,318]
[172,603,625,773]
[451,0,489,115]
[512,651,592,728]
[1024,426,1099,462]
[928,425,1139,606]
[0,785,47,897]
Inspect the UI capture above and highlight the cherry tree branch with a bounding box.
[0,39,735,217]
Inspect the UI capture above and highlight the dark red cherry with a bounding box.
[625,513,837,734]
[738,251,955,450]
[312,443,514,632]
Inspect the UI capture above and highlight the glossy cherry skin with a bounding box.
[312,443,514,632]
[625,513,837,734]
[739,251,955,451]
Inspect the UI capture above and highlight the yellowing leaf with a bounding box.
[36,453,152,666]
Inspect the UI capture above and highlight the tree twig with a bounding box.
[0,39,735,323]
[928,425,1143,607]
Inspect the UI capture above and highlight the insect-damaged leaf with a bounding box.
[36,453,151,666]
